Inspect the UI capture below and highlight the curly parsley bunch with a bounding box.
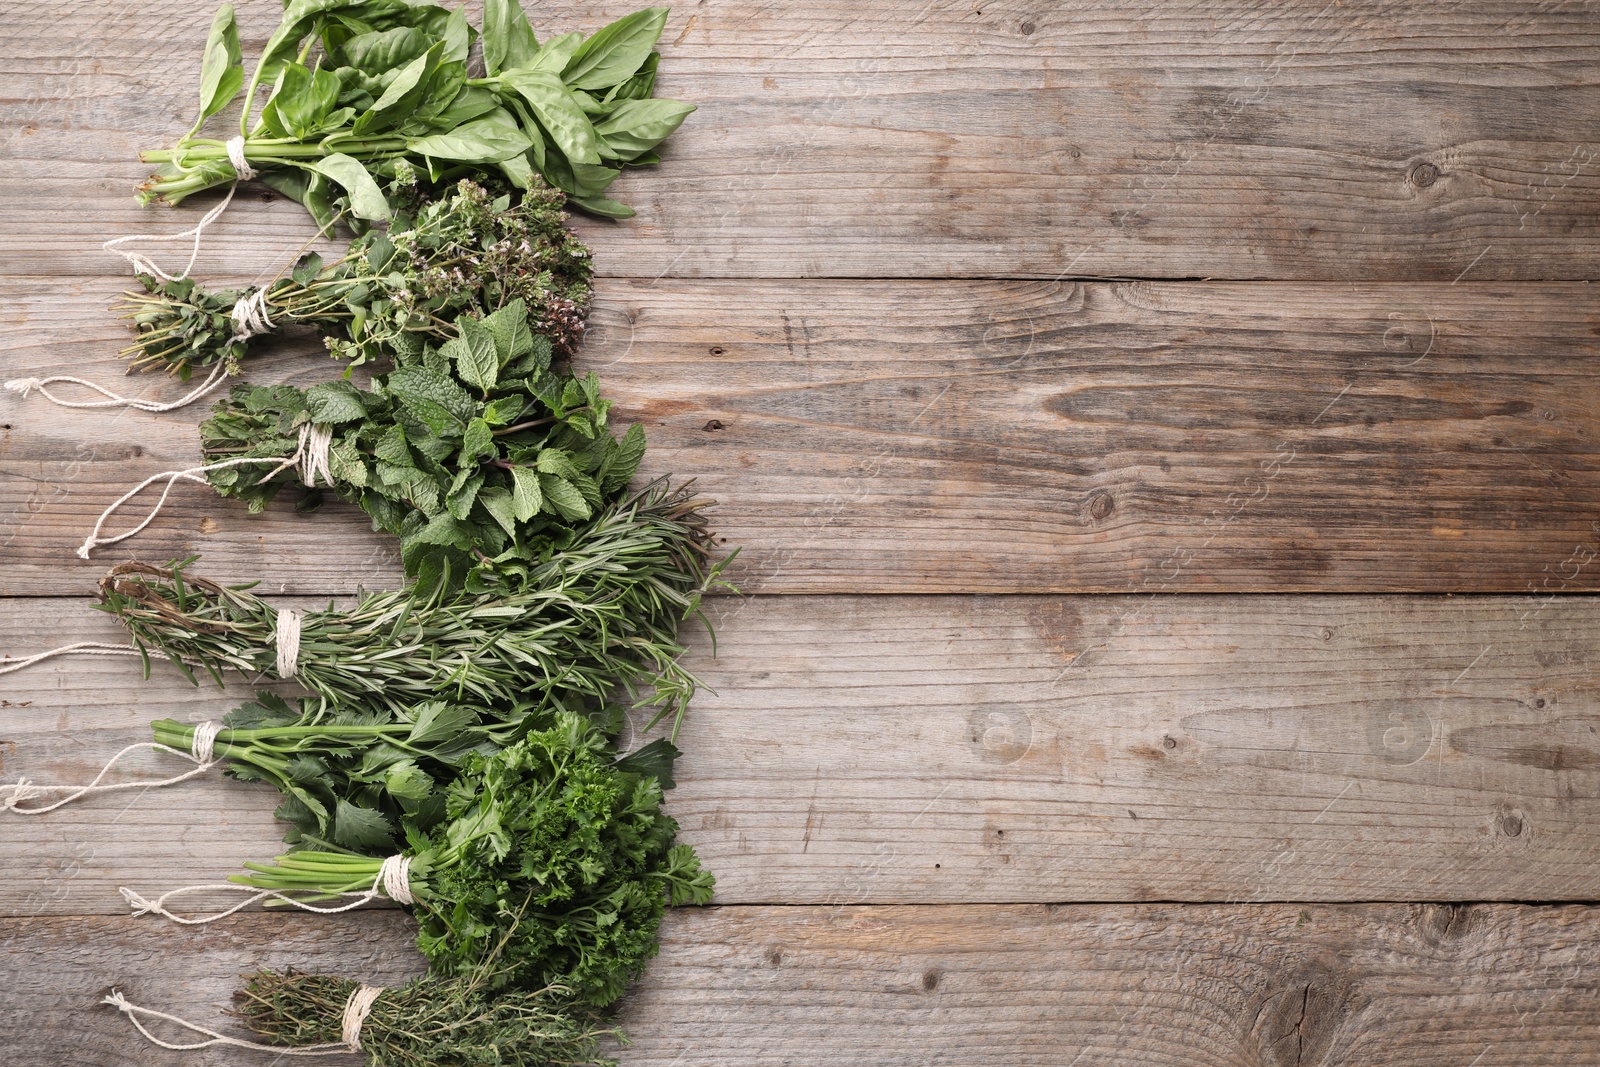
[234,713,715,1006]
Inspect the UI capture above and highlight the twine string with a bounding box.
[76,423,333,559]
[1,721,221,815]
[102,135,254,283]
[4,361,232,414]
[120,854,413,925]
[0,642,142,677]
[274,607,302,679]
[105,984,381,1055]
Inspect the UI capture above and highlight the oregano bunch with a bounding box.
[118,178,592,378]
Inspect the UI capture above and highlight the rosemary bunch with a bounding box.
[236,970,621,1067]
[116,178,592,377]
[100,482,724,733]
[234,714,715,1005]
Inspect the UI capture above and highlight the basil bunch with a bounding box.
[142,1,692,220]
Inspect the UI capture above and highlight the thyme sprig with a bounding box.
[236,969,621,1067]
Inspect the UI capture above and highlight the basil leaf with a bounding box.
[310,153,389,220]
[604,51,659,103]
[569,193,635,219]
[424,85,501,131]
[483,0,539,77]
[499,69,601,164]
[440,6,473,65]
[595,98,695,161]
[563,8,669,91]
[196,4,244,125]
[353,42,441,136]
[267,63,342,139]
[337,26,430,75]
[527,32,583,74]
[408,111,533,164]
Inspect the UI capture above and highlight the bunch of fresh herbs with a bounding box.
[101,483,722,731]
[196,293,655,590]
[236,968,621,1067]
[118,178,592,378]
[233,713,715,1005]
[149,690,682,851]
[141,1,692,220]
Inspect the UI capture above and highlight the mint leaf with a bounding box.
[511,465,543,521]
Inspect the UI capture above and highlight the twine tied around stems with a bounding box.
[120,854,413,924]
[102,135,254,283]
[76,422,334,559]
[104,982,385,1055]
[274,607,303,679]
[0,721,221,815]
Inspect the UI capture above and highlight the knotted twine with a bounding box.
[105,982,386,1055]
[120,854,413,925]
[0,721,221,815]
[75,421,334,559]
[5,137,276,414]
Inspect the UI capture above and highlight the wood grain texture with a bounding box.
[4,278,1598,595]
[4,592,1597,913]
[2,1,1598,279]
[5,904,1600,1065]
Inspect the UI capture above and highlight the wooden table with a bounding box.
[3,2,1599,1062]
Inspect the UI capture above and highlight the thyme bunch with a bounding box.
[117,178,592,378]
[236,970,620,1067]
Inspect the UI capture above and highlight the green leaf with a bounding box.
[408,112,532,163]
[477,485,518,536]
[409,701,479,745]
[336,26,430,74]
[569,193,635,219]
[386,366,477,434]
[527,32,584,74]
[332,798,397,850]
[265,62,341,139]
[605,50,659,103]
[309,153,389,220]
[499,69,601,165]
[460,417,495,465]
[540,473,591,520]
[481,395,526,426]
[303,380,368,424]
[480,298,532,363]
[451,317,500,392]
[563,8,669,92]
[594,98,695,161]
[424,85,501,131]
[483,0,540,77]
[353,42,441,136]
[535,448,580,480]
[196,4,244,125]
[440,6,473,65]
[385,759,436,802]
[291,251,324,286]
[613,737,680,789]
[510,466,543,521]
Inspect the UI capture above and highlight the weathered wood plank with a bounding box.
[2,1,1597,279]
[5,903,1600,1064]
[4,278,1598,595]
[3,592,1597,912]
